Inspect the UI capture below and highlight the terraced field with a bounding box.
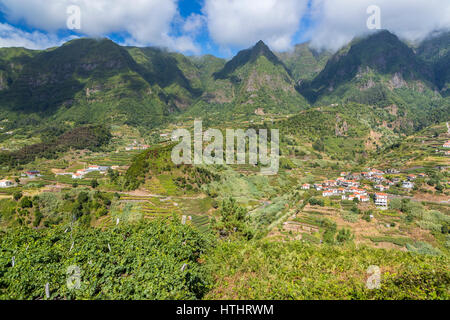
[191,215,211,233]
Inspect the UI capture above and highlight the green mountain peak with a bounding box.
[214,40,290,79]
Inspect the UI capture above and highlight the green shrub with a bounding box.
[406,241,442,256]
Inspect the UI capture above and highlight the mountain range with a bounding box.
[0,30,448,132]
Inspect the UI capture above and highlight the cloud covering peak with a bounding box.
[0,0,448,54]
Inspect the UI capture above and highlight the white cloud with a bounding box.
[183,13,206,35]
[1,0,449,54]
[309,0,450,51]
[0,23,69,49]
[0,0,200,53]
[203,0,309,51]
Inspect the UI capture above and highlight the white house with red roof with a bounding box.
[322,190,335,197]
[375,193,388,207]
[358,195,369,202]
[374,184,387,192]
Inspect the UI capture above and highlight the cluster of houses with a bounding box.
[0,165,114,188]
[302,178,370,203]
[0,170,42,188]
[301,168,429,208]
[72,165,110,179]
[125,140,150,151]
[55,165,111,179]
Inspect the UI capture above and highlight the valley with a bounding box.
[0,30,448,300]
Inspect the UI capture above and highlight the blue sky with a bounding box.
[0,0,448,58]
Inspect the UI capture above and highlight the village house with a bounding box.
[323,180,337,187]
[86,165,110,172]
[72,173,84,179]
[375,193,388,208]
[385,168,400,174]
[342,194,356,201]
[407,174,417,181]
[402,181,414,189]
[301,183,311,190]
[322,190,335,197]
[370,169,384,176]
[22,170,41,179]
[339,179,359,188]
[125,139,151,151]
[443,141,450,148]
[374,184,386,192]
[358,195,369,202]
[72,170,88,179]
[314,184,323,191]
[0,179,14,188]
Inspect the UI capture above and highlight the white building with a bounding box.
[402,181,414,189]
[0,180,14,188]
[375,193,388,208]
[24,170,41,179]
[72,170,86,179]
[358,195,370,202]
[323,189,337,197]
[301,184,310,190]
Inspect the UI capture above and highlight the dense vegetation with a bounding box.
[0,220,213,299]
[205,240,449,300]
[1,218,448,300]
[0,125,111,166]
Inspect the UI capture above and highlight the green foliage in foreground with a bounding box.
[0,220,213,300]
[205,241,449,300]
[1,219,449,300]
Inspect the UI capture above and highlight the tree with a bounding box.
[77,192,89,203]
[20,196,33,208]
[13,191,23,201]
[33,208,43,227]
[312,139,325,152]
[213,197,253,240]
[107,168,119,182]
[336,228,354,244]
[91,179,99,189]
[322,220,337,244]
